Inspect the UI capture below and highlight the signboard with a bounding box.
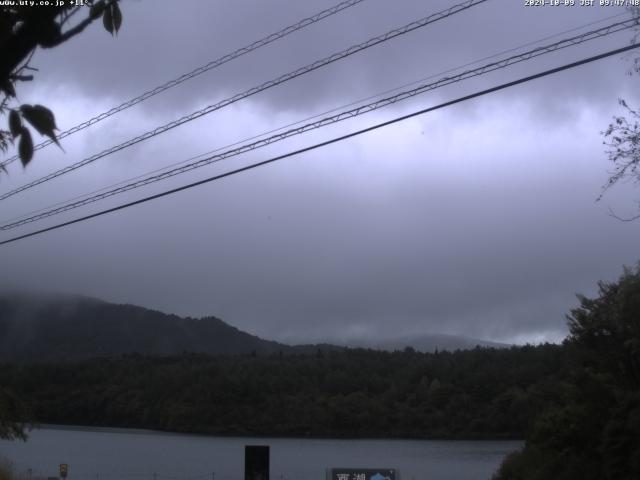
[245,445,269,480]
[59,464,68,479]
[330,469,396,480]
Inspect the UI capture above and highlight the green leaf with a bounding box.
[20,104,60,147]
[8,110,21,138]
[103,4,114,35]
[112,2,122,34]
[102,1,122,36]
[18,127,33,167]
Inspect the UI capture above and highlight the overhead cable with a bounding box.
[5,9,627,227]
[1,17,636,231]
[1,42,638,246]
[0,0,489,201]
[0,0,368,169]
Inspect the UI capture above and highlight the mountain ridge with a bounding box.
[0,293,506,362]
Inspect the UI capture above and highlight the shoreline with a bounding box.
[34,423,525,443]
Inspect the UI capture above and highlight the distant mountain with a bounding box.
[0,293,293,362]
[344,333,509,353]
[0,293,507,362]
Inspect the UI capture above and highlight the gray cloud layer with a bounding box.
[1,0,639,345]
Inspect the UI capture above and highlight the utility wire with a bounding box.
[0,0,368,169]
[1,42,638,247]
[0,0,488,202]
[4,10,628,227]
[1,17,636,231]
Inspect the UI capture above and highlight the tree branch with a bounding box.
[9,74,33,82]
[607,205,640,222]
[51,13,97,47]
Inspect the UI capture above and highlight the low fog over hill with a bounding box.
[0,293,508,362]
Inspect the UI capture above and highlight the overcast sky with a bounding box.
[1,0,640,345]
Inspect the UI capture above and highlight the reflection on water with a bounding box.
[0,426,521,480]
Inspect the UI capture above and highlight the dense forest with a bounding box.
[0,294,293,361]
[494,265,640,480]
[1,344,570,439]
[0,265,638,479]
[0,293,501,362]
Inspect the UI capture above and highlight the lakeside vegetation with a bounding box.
[1,344,570,439]
[494,265,640,480]
[0,264,638,479]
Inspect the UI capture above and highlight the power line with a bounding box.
[4,10,628,228]
[0,0,489,202]
[0,0,368,169]
[1,42,637,247]
[2,17,636,231]
[2,16,633,228]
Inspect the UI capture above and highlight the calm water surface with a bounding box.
[0,426,521,480]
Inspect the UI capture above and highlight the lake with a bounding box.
[0,426,520,480]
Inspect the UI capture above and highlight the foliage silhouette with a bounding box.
[0,0,122,166]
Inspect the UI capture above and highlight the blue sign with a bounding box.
[330,469,396,480]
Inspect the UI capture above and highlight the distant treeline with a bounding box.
[3,266,640,479]
[0,344,572,439]
[493,265,640,480]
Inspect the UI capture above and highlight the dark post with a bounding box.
[245,445,269,480]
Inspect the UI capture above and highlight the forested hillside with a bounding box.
[0,344,570,439]
[494,265,640,480]
[0,293,503,362]
[0,293,291,361]
[2,264,637,478]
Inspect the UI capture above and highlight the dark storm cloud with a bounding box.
[29,0,634,115]
[1,0,640,345]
